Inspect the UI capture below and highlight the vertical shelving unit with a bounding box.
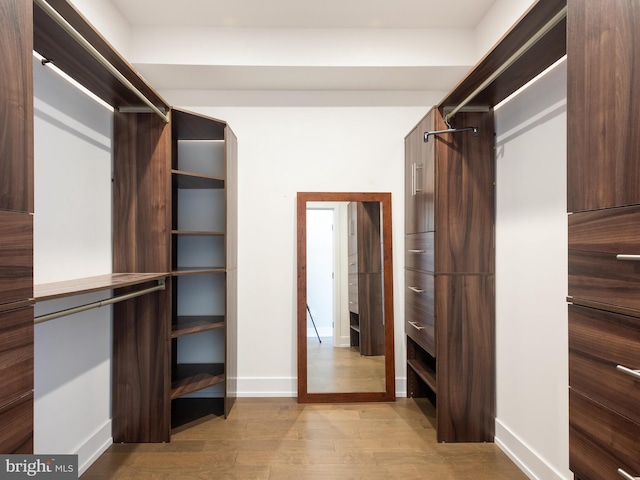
[170,109,237,426]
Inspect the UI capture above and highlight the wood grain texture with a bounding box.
[567,0,640,212]
[0,211,33,305]
[405,110,435,235]
[0,307,33,410]
[113,112,171,274]
[33,0,168,112]
[440,0,566,110]
[405,233,434,272]
[0,0,33,214]
[436,275,495,443]
[405,270,435,356]
[569,389,640,480]
[0,393,33,454]
[34,272,167,301]
[112,287,171,443]
[81,398,527,480]
[569,205,640,253]
[435,111,495,274]
[569,304,640,427]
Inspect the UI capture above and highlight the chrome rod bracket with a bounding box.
[424,126,478,142]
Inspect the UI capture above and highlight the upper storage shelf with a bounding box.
[439,0,566,116]
[33,0,170,117]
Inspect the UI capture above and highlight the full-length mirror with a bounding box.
[297,192,395,402]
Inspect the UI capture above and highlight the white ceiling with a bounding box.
[107,0,501,94]
[112,0,498,29]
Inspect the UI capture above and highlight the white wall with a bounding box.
[33,57,114,475]
[160,96,436,396]
[475,0,537,58]
[494,58,570,480]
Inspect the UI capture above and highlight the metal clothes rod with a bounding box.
[424,126,478,142]
[34,279,166,324]
[34,0,170,123]
[444,5,568,127]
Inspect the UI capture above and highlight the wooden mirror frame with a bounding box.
[297,192,395,403]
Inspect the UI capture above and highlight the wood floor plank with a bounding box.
[80,398,527,479]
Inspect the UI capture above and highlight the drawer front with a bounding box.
[405,269,435,356]
[569,206,640,311]
[0,306,34,408]
[0,393,33,454]
[569,304,640,425]
[405,233,434,272]
[0,211,33,305]
[570,389,640,480]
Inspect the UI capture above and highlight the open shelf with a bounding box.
[171,363,225,399]
[172,315,225,338]
[172,170,224,189]
[172,267,225,276]
[172,230,225,236]
[407,359,437,393]
[34,272,168,302]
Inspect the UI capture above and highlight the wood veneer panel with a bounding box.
[567,0,640,212]
[436,274,495,443]
[0,307,33,409]
[112,287,170,443]
[172,109,226,140]
[33,0,168,112]
[0,0,33,214]
[569,389,640,480]
[34,272,167,301]
[113,112,171,273]
[0,211,33,305]
[440,0,566,111]
[569,305,640,427]
[0,393,33,454]
[434,111,495,274]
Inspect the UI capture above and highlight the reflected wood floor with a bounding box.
[307,337,385,393]
[81,398,527,479]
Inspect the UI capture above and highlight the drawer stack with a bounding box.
[568,206,640,480]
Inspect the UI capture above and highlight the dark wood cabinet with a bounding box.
[567,0,640,213]
[0,0,34,454]
[170,109,237,424]
[567,1,640,478]
[405,107,495,443]
[347,201,384,356]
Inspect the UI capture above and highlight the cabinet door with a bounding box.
[405,110,435,234]
[0,0,33,213]
[567,0,640,212]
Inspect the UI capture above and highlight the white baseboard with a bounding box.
[495,419,571,480]
[76,419,112,477]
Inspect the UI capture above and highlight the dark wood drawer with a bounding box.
[0,211,32,305]
[0,306,33,408]
[569,304,640,425]
[405,233,434,272]
[0,392,33,454]
[569,205,640,312]
[570,389,640,480]
[405,269,435,356]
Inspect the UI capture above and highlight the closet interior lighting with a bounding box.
[33,0,169,123]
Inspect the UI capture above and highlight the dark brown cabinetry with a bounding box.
[170,109,237,424]
[347,201,384,356]
[404,107,495,443]
[0,0,34,454]
[567,1,640,479]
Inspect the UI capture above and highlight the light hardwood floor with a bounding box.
[81,398,527,479]
[307,337,385,393]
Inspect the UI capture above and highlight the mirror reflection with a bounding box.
[297,192,394,403]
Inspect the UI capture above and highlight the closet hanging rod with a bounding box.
[33,0,170,123]
[34,279,166,325]
[443,5,568,127]
[424,126,478,142]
